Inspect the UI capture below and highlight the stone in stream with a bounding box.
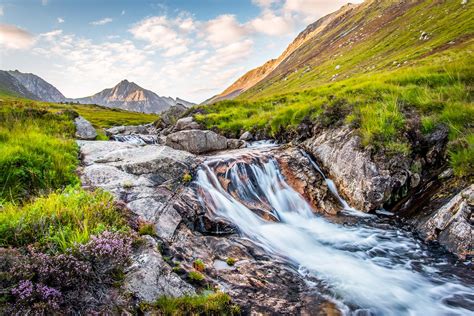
[165,129,228,154]
[74,116,97,140]
[239,131,253,141]
[417,184,473,259]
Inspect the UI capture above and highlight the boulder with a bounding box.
[105,124,156,136]
[160,104,187,126]
[123,236,195,302]
[74,116,97,140]
[239,131,253,141]
[165,130,228,154]
[417,185,473,259]
[174,116,201,131]
[227,139,245,149]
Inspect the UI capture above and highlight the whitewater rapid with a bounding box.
[194,149,473,315]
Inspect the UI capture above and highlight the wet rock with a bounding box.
[123,236,195,302]
[74,116,97,140]
[417,184,473,259]
[276,147,341,214]
[239,131,253,141]
[166,130,228,154]
[174,116,201,131]
[303,128,392,211]
[105,124,156,136]
[227,139,245,149]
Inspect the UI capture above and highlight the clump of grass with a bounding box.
[150,292,240,315]
[182,172,192,183]
[449,134,474,177]
[193,259,205,272]
[0,187,130,252]
[188,271,205,283]
[138,222,156,237]
[226,257,236,266]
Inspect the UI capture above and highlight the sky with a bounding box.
[0,0,362,103]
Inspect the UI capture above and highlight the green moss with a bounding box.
[188,271,205,283]
[138,222,156,237]
[150,292,240,316]
[226,257,236,266]
[182,172,193,183]
[0,187,130,252]
[193,259,205,272]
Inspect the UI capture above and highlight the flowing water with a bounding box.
[194,145,474,315]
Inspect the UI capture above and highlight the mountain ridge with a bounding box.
[72,79,194,114]
[7,70,66,103]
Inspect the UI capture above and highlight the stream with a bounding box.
[194,144,474,315]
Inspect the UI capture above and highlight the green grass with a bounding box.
[138,222,157,237]
[196,62,474,175]
[0,187,130,252]
[188,271,205,283]
[149,292,240,316]
[0,95,158,203]
[193,259,205,272]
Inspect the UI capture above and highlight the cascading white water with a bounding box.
[195,150,474,315]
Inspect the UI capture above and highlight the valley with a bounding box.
[0,0,472,315]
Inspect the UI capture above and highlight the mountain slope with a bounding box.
[206,3,358,104]
[8,70,66,102]
[0,70,38,100]
[74,80,193,114]
[213,0,473,101]
[195,0,473,176]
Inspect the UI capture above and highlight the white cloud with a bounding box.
[202,39,254,73]
[57,17,64,23]
[249,11,293,35]
[284,0,363,23]
[0,24,36,50]
[0,6,4,16]
[41,0,48,6]
[121,10,125,16]
[204,14,247,46]
[90,17,113,26]
[130,16,189,56]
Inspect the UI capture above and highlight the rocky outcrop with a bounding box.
[74,116,97,140]
[417,185,473,259]
[302,126,447,212]
[124,236,195,302]
[227,139,246,150]
[165,130,228,154]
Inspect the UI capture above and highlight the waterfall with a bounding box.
[111,134,159,145]
[194,150,474,315]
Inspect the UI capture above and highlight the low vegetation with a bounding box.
[196,61,474,176]
[193,259,206,272]
[226,257,236,266]
[188,271,205,283]
[0,94,157,313]
[147,292,240,315]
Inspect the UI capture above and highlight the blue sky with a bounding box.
[0,0,362,102]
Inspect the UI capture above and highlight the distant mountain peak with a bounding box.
[73,80,194,114]
[6,70,66,102]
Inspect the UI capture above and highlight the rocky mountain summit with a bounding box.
[73,80,194,114]
[7,70,66,102]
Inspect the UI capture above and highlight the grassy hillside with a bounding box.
[0,94,158,203]
[196,0,474,176]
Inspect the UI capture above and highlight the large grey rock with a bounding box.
[165,130,228,154]
[74,116,97,140]
[174,117,201,131]
[239,131,253,141]
[227,139,245,149]
[124,236,195,302]
[417,185,473,259]
[78,141,195,237]
[303,128,391,211]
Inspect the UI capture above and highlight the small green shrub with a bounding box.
[138,222,156,237]
[151,292,240,315]
[226,257,236,266]
[188,271,205,283]
[449,134,474,177]
[193,259,205,272]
